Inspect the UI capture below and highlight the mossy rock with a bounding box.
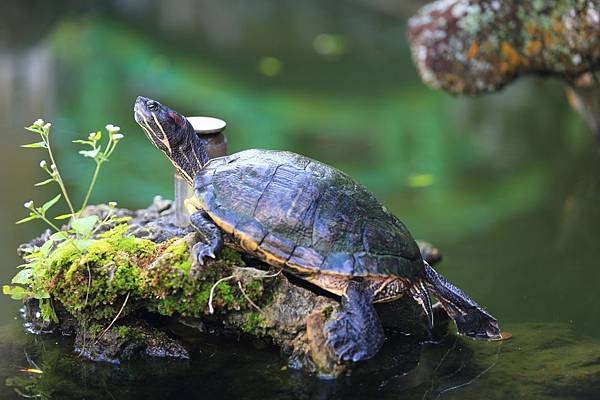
[15,199,433,377]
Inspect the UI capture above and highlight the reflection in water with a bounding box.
[2,320,599,400]
[1,1,599,399]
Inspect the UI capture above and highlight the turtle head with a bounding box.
[134,96,208,183]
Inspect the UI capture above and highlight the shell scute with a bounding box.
[196,150,423,279]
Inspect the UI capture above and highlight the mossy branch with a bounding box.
[408,0,600,95]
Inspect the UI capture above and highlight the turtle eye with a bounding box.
[147,100,159,111]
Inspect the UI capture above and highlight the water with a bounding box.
[1,1,599,398]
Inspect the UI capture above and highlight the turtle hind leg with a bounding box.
[423,261,501,340]
[325,280,384,362]
[189,211,223,268]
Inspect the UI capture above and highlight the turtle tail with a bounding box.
[423,261,501,340]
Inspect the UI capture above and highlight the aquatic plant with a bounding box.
[3,119,126,321]
[2,118,273,333]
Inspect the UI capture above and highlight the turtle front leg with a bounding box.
[324,280,384,362]
[189,211,223,269]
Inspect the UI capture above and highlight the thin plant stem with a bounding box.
[237,281,263,313]
[79,134,115,216]
[208,275,236,314]
[79,160,102,215]
[43,133,76,216]
[39,215,61,232]
[96,292,130,342]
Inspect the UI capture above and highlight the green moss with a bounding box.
[114,325,144,341]
[140,237,272,318]
[242,312,270,336]
[220,247,244,264]
[21,222,276,330]
[39,233,158,322]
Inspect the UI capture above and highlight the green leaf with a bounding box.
[111,216,132,224]
[11,269,33,285]
[49,231,68,241]
[71,216,99,238]
[54,213,73,220]
[41,194,61,212]
[23,251,41,261]
[15,214,39,224]
[39,299,58,323]
[32,290,50,300]
[34,178,55,187]
[21,141,47,149]
[39,240,54,257]
[25,126,43,134]
[78,148,100,158]
[73,239,93,251]
[3,285,29,300]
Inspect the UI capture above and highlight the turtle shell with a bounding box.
[194,149,424,279]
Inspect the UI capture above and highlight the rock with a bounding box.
[74,320,189,363]
[17,199,447,378]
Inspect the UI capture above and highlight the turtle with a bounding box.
[133,96,502,362]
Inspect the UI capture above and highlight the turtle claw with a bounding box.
[191,242,218,271]
[189,211,223,274]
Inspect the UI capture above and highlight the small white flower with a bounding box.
[105,124,114,131]
[50,164,57,171]
[110,125,121,133]
[108,201,118,208]
[43,122,52,130]
[112,133,124,140]
[33,119,44,126]
[39,160,47,169]
[24,201,34,209]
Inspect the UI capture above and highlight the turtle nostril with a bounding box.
[147,100,158,111]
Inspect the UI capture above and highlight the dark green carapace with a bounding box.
[134,96,502,362]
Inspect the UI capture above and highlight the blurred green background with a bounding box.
[1,0,600,385]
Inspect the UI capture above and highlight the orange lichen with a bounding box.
[543,31,555,48]
[551,19,565,34]
[467,41,479,60]
[525,40,543,55]
[501,42,522,69]
[408,0,600,95]
[526,22,540,35]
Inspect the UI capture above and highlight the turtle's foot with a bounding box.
[324,280,384,362]
[453,309,501,340]
[192,241,217,264]
[189,211,223,276]
[190,241,220,276]
[325,311,370,362]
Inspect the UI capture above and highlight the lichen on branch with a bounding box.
[408,0,600,95]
